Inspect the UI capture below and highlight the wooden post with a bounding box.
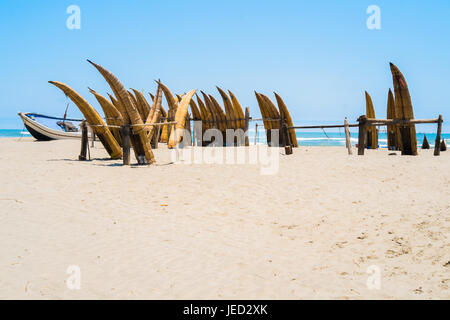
[434,115,443,156]
[344,117,352,155]
[282,117,293,155]
[185,116,192,146]
[91,127,96,148]
[152,124,159,149]
[121,124,131,165]
[254,124,258,145]
[172,123,177,147]
[155,123,161,148]
[192,120,201,146]
[244,107,250,147]
[357,115,367,156]
[79,121,88,161]
[280,115,286,147]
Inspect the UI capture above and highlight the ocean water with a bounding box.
[1,128,448,148]
[247,129,450,148]
[0,129,31,137]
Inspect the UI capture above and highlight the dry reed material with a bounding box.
[157,81,178,139]
[49,81,122,159]
[196,94,211,131]
[255,92,271,130]
[386,88,399,150]
[255,92,272,144]
[209,95,227,132]
[189,98,202,121]
[390,62,418,155]
[201,92,217,130]
[158,81,178,118]
[168,90,197,148]
[132,89,151,121]
[87,60,154,164]
[127,90,143,121]
[274,92,298,147]
[89,88,123,146]
[107,92,127,120]
[146,85,163,141]
[365,91,378,149]
[228,90,245,130]
[260,94,281,130]
[217,87,238,130]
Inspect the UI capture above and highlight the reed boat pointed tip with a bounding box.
[216,86,226,95]
[389,62,400,73]
[86,59,97,67]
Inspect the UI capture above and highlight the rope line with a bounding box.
[321,128,330,139]
[87,121,178,129]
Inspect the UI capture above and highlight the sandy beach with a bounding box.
[0,137,449,299]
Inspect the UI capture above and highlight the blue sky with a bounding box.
[1,0,449,131]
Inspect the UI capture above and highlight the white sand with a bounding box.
[0,137,449,299]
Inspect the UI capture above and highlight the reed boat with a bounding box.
[18,112,84,141]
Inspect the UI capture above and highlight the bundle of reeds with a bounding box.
[390,62,418,155]
[254,91,298,147]
[48,81,122,159]
[365,91,378,149]
[89,88,123,146]
[87,60,155,164]
[386,89,398,150]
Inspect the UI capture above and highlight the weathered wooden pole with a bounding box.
[244,107,250,147]
[121,124,131,165]
[193,120,202,146]
[344,117,352,155]
[185,115,192,146]
[282,116,293,155]
[254,123,258,145]
[441,138,447,152]
[357,115,367,156]
[172,123,177,146]
[152,124,159,149]
[79,121,88,161]
[155,123,161,148]
[434,115,443,156]
[280,115,286,147]
[91,126,96,148]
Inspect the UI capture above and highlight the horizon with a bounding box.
[1,0,449,131]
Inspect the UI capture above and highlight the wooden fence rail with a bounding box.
[81,112,444,163]
[357,115,443,156]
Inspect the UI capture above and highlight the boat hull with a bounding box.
[18,112,83,141]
